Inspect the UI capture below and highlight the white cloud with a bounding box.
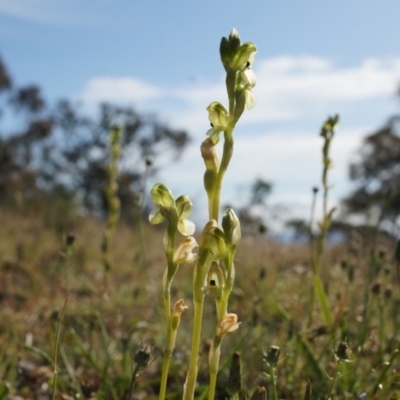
[78,55,400,127]
[80,77,163,104]
[78,55,400,230]
[248,56,400,123]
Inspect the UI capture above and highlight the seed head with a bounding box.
[133,344,155,370]
[263,345,281,367]
[335,341,352,362]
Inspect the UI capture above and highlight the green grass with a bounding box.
[1,208,400,399]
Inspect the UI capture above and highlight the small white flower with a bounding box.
[149,187,195,236]
[173,236,198,264]
[206,102,229,144]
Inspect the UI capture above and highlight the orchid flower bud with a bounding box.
[228,28,241,52]
[216,313,240,337]
[222,208,241,247]
[201,138,219,196]
[200,220,228,260]
[171,299,188,330]
[201,137,219,171]
[220,36,234,71]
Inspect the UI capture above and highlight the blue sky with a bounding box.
[1,1,400,230]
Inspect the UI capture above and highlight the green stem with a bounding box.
[326,361,341,400]
[269,365,278,400]
[183,298,205,400]
[307,189,318,328]
[208,336,221,400]
[128,363,141,400]
[314,136,331,276]
[158,226,177,400]
[158,291,172,400]
[137,159,151,270]
[211,129,234,221]
[210,69,236,223]
[52,297,68,400]
[218,253,235,319]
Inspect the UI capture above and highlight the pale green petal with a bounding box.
[178,218,196,236]
[230,42,257,70]
[244,90,256,110]
[149,208,164,225]
[175,195,193,219]
[150,183,175,210]
[173,236,198,264]
[207,102,229,127]
[247,51,256,69]
[243,68,256,87]
[206,127,222,145]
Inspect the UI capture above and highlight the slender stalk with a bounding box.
[183,248,212,399]
[309,116,338,326]
[158,294,172,400]
[308,188,318,271]
[326,361,341,400]
[158,228,177,400]
[307,188,318,328]
[101,126,122,279]
[183,298,205,400]
[136,158,152,270]
[211,129,234,222]
[128,363,141,400]
[314,150,330,278]
[269,365,278,400]
[208,336,221,400]
[217,252,234,318]
[51,297,68,400]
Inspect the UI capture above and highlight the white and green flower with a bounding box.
[206,102,229,145]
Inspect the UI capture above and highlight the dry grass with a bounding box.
[1,208,400,399]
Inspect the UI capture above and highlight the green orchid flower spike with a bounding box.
[150,29,258,400]
[148,183,196,400]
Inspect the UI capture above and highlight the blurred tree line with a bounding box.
[287,87,400,241]
[0,55,189,226]
[344,97,400,223]
[1,53,399,237]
